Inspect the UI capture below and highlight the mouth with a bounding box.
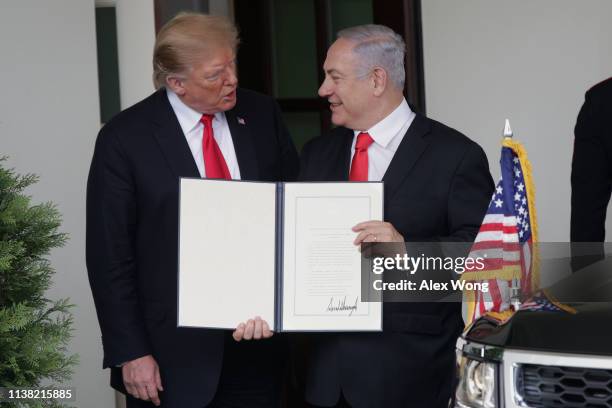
[329,101,342,110]
[223,89,236,101]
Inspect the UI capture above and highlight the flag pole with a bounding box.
[504,119,522,311]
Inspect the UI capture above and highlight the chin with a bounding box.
[331,113,346,127]
[220,99,237,112]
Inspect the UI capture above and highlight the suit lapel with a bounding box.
[335,128,354,181]
[152,90,200,178]
[382,113,431,202]
[226,108,259,180]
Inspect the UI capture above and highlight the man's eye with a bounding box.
[207,74,220,81]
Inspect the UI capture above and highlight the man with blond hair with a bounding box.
[299,24,493,407]
[87,13,298,408]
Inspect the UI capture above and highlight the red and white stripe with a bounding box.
[462,213,530,324]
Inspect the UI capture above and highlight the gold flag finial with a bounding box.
[503,118,513,139]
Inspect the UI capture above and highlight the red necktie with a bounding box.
[349,132,374,181]
[200,114,231,180]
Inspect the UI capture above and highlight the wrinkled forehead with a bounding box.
[190,46,236,71]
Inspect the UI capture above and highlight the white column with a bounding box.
[115,0,156,108]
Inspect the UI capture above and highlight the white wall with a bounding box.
[0,1,115,407]
[116,0,156,108]
[422,0,612,242]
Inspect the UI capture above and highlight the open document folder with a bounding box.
[178,179,383,332]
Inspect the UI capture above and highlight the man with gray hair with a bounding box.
[299,24,493,407]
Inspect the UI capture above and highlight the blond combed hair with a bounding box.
[152,12,239,89]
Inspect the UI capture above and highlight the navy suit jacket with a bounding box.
[86,88,298,407]
[299,114,494,408]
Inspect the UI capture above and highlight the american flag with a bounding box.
[520,291,570,312]
[462,138,538,326]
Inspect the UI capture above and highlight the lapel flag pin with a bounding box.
[237,117,246,125]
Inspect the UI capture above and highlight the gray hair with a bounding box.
[337,24,406,90]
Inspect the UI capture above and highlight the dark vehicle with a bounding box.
[454,257,612,408]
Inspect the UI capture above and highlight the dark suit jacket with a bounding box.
[571,78,612,270]
[86,88,298,407]
[299,114,493,408]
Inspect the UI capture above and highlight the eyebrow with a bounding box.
[205,62,235,76]
[325,68,344,76]
[209,60,236,70]
[205,69,223,77]
[207,58,237,71]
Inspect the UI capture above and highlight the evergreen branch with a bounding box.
[0,158,77,397]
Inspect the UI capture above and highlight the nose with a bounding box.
[318,77,332,98]
[226,65,238,87]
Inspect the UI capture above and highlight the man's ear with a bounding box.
[372,67,387,97]
[166,75,186,96]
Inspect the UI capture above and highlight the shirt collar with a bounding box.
[353,98,412,149]
[166,88,222,134]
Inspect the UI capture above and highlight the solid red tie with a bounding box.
[349,132,374,181]
[200,114,231,180]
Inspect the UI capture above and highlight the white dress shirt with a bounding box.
[166,89,241,179]
[350,98,416,181]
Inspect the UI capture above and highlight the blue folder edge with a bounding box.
[275,182,284,332]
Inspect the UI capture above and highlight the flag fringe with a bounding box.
[502,138,540,291]
[463,290,477,330]
[484,309,515,324]
[542,289,578,314]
